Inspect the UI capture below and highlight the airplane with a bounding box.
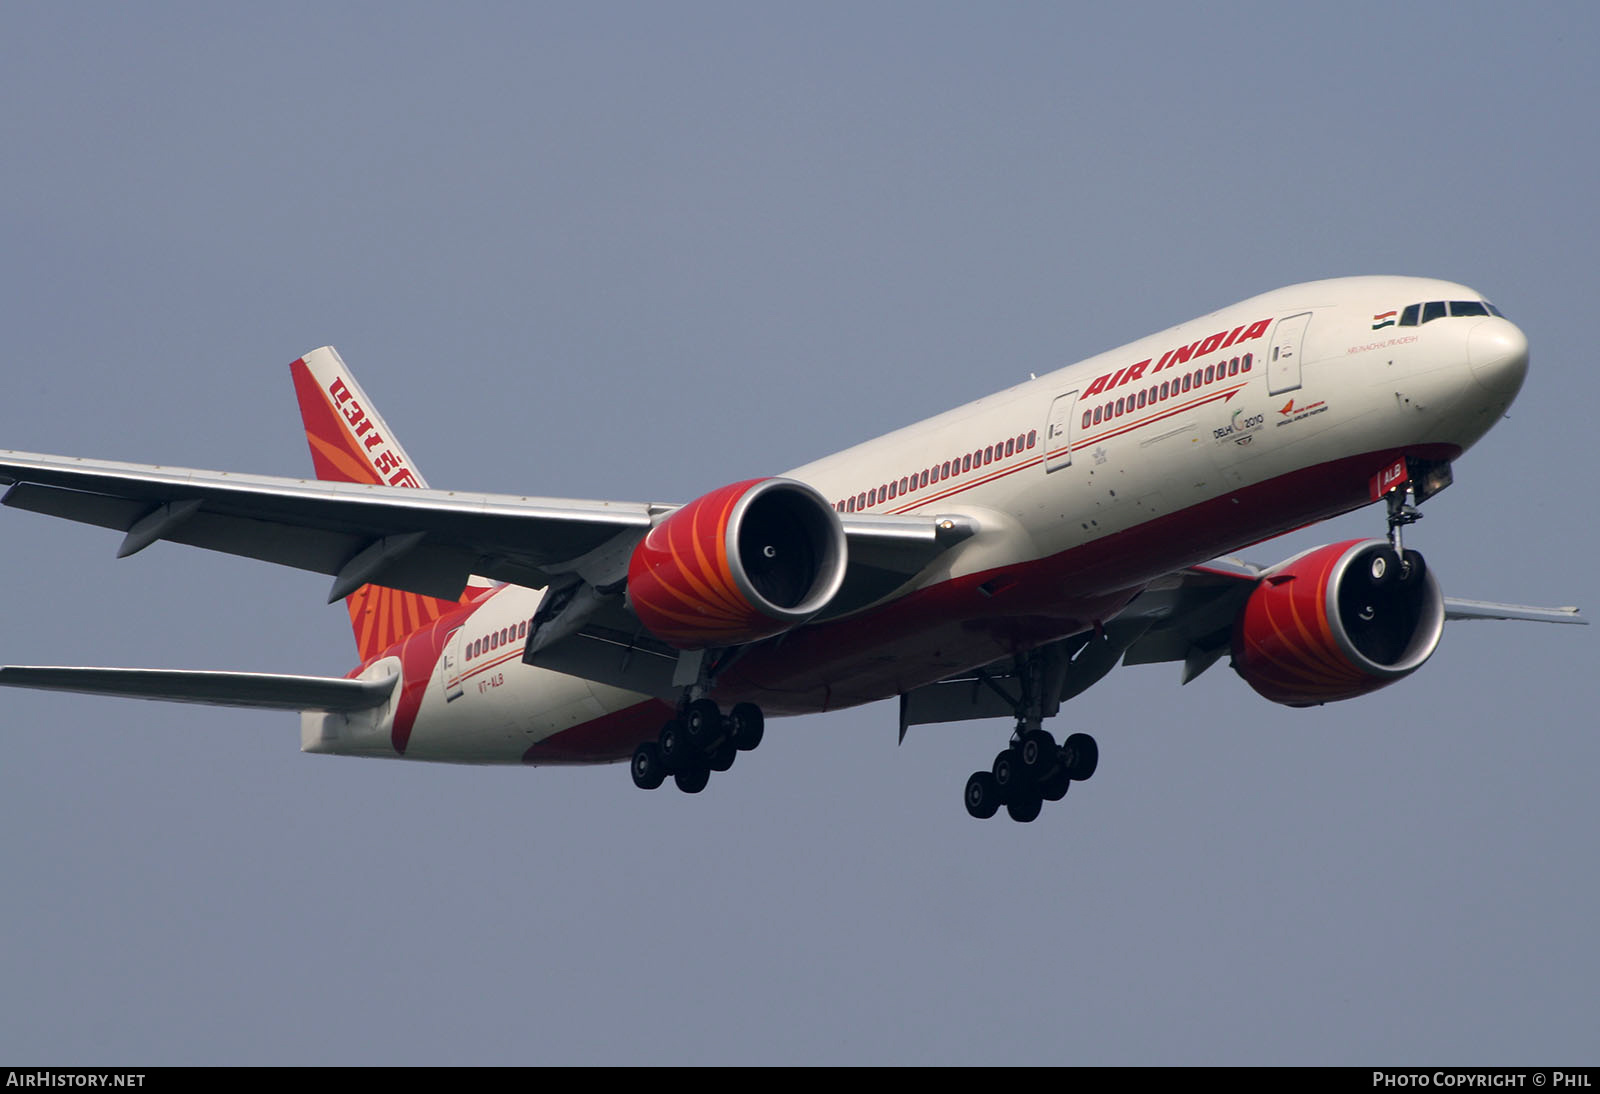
[0,275,1585,823]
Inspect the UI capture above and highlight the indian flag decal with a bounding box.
[1371,310,1398,330]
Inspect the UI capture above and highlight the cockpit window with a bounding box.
[1399,299,1504,326]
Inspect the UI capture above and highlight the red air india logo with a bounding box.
[1083,318,1272,397]
[328,377,421,488]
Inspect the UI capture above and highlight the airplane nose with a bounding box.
[1467,318,1529,401]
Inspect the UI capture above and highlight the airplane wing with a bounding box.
[0,450,967,608]
[0,449,654,600]
[898,558,1586,733]
[1437,598,1587,624]
[0,666,395,712]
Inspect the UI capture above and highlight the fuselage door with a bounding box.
[1044,390,1080,473]
[440,626,464,701]
[1267,312,1312,395]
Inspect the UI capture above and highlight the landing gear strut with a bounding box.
[963,649,1098,823]
[1381,483,1427,587]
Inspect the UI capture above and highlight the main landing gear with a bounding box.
[630,699,765,794]
[964,728,1098,822]
[961,647,1098,823]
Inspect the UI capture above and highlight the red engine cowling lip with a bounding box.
[627,477,848,650]
[1233,538,1445,705]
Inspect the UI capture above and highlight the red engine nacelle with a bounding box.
[1232,539,1445,706]
[627,477,848,650]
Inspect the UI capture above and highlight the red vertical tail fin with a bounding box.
[290,347,478,661]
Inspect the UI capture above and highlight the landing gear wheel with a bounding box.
[1399,548,1426,587]
[674,765,711,794]
[1006,791,1043,823]
[1018,729,1056,776]
[1040,766,1071,802]
[1062,732,1099,781]
[729,702,765,751]
[709,740,737,772]
[683,699,723,749]
[992,748,1021,793]
[965,772,1002,819]
[1367,546,1399,586]
[631,742,666,790]
[658,720,689,771]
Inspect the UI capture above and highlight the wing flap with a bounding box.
[0,666,396,712]
[3,481,148,532]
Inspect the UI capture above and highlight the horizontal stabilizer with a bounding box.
[0,666,396,712]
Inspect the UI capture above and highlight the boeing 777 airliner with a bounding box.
[0,276,1583,821]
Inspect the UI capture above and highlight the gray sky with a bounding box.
[2,2,1594,1065]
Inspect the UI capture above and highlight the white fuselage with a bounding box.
[305,276,1529,764]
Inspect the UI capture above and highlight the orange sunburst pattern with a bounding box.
[291,354,471,662]
[627,478,781,649]
[344,583,469,664]
[1231,539,1377,705]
